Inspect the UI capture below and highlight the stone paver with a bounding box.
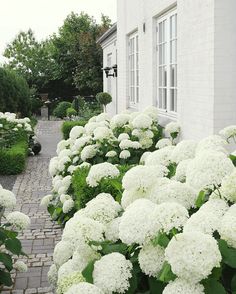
[2,121,63,294]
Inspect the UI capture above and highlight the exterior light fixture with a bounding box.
[102,65,117,78]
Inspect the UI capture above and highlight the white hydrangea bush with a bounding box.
[0,186,30,287]
[47,112,236,293]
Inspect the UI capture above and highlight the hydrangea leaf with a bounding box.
[218,239,236,268]
[203,278,226,294]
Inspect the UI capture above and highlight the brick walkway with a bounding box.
[2,121,63,294]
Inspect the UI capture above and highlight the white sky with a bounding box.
[0,0,117,64]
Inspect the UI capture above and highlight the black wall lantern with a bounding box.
[103,64,117,78]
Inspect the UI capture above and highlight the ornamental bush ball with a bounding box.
[96,92,112,112]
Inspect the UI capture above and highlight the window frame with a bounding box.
[156,9,177,115]
[128,31,139,106]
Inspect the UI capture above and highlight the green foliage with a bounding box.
[53,101,72,118]
[0,67,31,116]
[0,225,26,287]
[0,140,28,175]
[96,92,112,110]
[66,107,77,117]
[61,120,88,139]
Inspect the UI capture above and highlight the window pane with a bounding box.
[163,43,166,64]
[170,40,176,63]
[164,66,167,87]
[170,65,177,87]
[170,15,177,39]
[170,89,175,111]
[159,45,163,64]
[159,22,162,43]
[163,20,166,42]
[136,87,139,103]
[163,89,167,109]
[159,89,163,108]
[159,67,163,86]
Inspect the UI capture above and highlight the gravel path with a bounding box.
[2,121,63,294]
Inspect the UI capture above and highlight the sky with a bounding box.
[0,0,117,64]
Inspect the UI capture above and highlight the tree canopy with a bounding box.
[3,13,111,100]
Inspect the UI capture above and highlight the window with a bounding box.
[157,10,177,113]
[107,53,112,94]
[128,31,139,105]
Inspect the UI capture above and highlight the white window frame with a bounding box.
[157,9,177,115]
[107,53,112,95]
[128,31,139,106]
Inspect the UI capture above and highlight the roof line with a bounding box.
[97,23,117,44]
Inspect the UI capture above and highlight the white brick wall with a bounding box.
[101,36,118,115]
[107,0,236,139]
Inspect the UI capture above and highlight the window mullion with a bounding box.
[166,16,170,113]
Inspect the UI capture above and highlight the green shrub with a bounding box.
[0,140,28,175]
[0,67,31,116]
[53,101,72,118]
[61,120,88,139]
[96,92,112,111]
[66,107,77,117]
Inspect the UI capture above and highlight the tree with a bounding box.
[3,13,112,99]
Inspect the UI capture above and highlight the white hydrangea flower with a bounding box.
[110,114,130,129]
[196,135,228,155]
[132,113,153,129]
[86,162,120,187]
[155,138,172,149]
[121,189,147,209]
[186,151,234,190]
[138,243,165,277]
[63,216,105,245]
[57,259,77,281]
[69,126,84,140]
[93,126,113,141]
[57,156,71,172]
[73,136,92,150]
[139,151,152,164]
[14,261,28,272]
[148,180,197,210]
[165,232,222,282]
[57,271,85,294]
[163,279,204,294]
[71,242,100,273]
[119,199,157,245]
[119,150,131,159]
[63,199,75,213]
[67,165,77,174]
[95,112,110,122]
[220,169,236,203]
[219,125,236,141]
[49,157,59,176]
[65,282,104,294]
[105,150,117,158]
[139,137,153,149]
[219,204,236,248]
[40,194,53,207]
[145,146,175,167]
[119,139,141,150]
[117,133,130,142]
[122,165,168,192]
[56,140,70,155]
[0,188,16,209]
[170,140,197,164]
[53,241,74,267]
[93,253,132,294]
[143,106,158,121]
[174,159,192,182]
[80,145,97,161]
[82,193,122,224]
[85,122,101,135]
[48,264,58,287]
[60,194,71,204]
[184,198,228,235]
[150,202,189,234]
[6,211,30,231]
[165,122,180,136]
[105,217,121,242]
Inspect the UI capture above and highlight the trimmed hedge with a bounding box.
[0,140,28,175]
[61,120,87,139]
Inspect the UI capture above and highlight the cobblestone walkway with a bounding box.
[2,121,63,294]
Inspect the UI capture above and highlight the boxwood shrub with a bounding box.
[0,140,28,175]
[61,120,87,139]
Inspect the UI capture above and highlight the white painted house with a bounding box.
[98,0,236,139]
